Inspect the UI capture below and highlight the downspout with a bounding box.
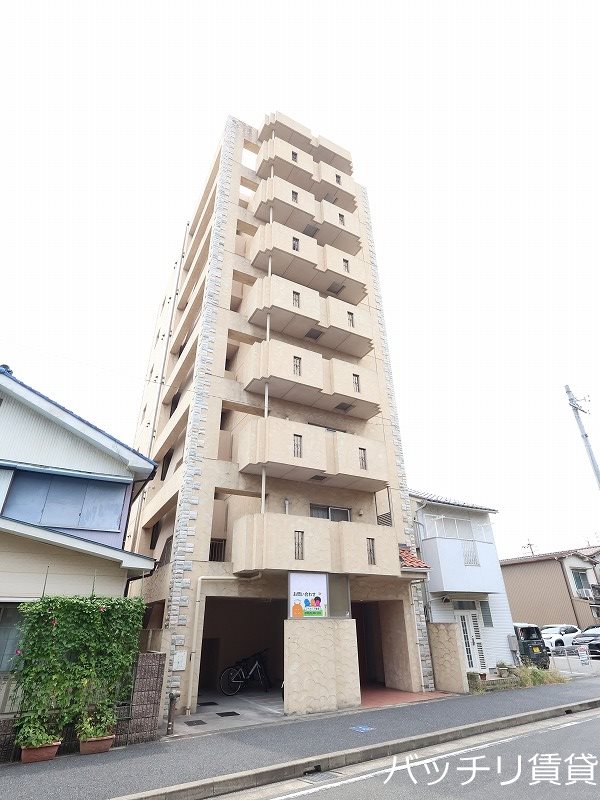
[185,572,263,714]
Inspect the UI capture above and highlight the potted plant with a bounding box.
[15,714,62,763]
[76,702,117,755]
[497,661,509,678]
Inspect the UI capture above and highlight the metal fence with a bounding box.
[548,644,593,674]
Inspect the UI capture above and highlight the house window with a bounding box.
[453,600,477,611]
[292,237,300,252]
[335,174,342,185]
[352,374,360,392]
[292,290,300,308]
[342,258,350,273]
[209,539,226,562]
[367,538,376,565]
[462,539,480,566]
[359,448,367,470]
[347,311,354,328]
[160,449,174,481]
[573,569,591,595]
[338,213,345,226]
[293,356,302,376]
[292,190,298,204]
[293,434,303,458]
[294,531,304,560]
[0,605,21,672]
[310,505,351,522]
[480,601,494,627]
[291,151,298,162]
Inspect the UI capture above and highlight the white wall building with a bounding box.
[411,491,515,677]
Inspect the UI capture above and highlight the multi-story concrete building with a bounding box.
[128,113,434,716]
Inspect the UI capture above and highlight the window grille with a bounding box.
[335,174,342,185]
[292,290,300,308]
[367,538,376,565]
[292,190,298,203]
[291,151,298,162]
[209,539,226,562]
[293,434,303,458]
[294,531,304,560]
[359,447,367,470]
[293,356,302,376]
[338,213,345,226]
[342,258,350,273]
[347,311,354,328]
[352,374,360,392]
[292,237,300,252]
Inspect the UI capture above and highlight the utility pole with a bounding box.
[565,385,600,491]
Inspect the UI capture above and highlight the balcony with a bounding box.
[420,536,506,595]
[248,222,367,304]
[244,275,373,357]
[238,339,380,419]
[249,176,316,233]
[235,416,388,491]
[256,138,357,212]
[258,113,353,175]
[314,200,361,255]
[232,513,401,577]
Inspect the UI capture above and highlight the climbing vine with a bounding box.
[12,596,144,745]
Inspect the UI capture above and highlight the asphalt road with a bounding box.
[2,676,600,800]
[237,711,600,800]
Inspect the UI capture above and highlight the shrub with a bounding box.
[12,596,144,745]
[513,665,566,687]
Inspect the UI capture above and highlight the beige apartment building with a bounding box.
[127,113,434,716]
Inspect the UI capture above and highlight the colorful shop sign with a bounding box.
[289,572,328,618]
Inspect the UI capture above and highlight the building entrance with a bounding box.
[352,601,385,685]
[197,597,286,698]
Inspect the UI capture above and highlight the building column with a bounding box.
[378,596,423,692]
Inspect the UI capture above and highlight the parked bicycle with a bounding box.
[218,649,272,695]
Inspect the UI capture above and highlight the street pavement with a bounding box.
[1,676,600,800]
[227,708,600,800]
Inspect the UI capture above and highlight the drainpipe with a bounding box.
[185,572,263,713]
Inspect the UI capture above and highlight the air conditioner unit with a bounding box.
[577,588,594,600]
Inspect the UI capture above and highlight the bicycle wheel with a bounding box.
[219,666,244,696]
[258,665,270,692]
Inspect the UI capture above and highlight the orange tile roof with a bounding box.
[399,547,429,571]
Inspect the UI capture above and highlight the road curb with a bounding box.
[110,697,600,800]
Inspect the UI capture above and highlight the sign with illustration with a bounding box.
[289,572,328,618]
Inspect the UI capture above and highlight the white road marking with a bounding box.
[266,713,598,800]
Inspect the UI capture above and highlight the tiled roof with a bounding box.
[398,547,429,571]
[409,489,497,514]
[500,549,599,566]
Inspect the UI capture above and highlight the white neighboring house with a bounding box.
[411,491,515,674]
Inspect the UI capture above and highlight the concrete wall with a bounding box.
[284,618,361,715]
[427,622,469,693]
[0,530,127,599]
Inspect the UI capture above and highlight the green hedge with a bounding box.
[12,596,144,746]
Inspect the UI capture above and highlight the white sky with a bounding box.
[2,1,599,558]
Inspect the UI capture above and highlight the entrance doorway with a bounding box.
[352,602,384,685]
[198,597,286,695]
[458,611,487,671]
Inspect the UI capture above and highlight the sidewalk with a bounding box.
[2,677,600,800]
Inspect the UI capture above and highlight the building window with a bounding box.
[480,601,494,627]
[292,290,300,308]
[291,151,298,162]
[293,434,303,458]
[0,605,21,672]
[150,521,162,550]
[293,356,302,376]
[367,538,376,565]
[338,213,345,226]
[310,505,351,522]
[292,237,300,252]
[347,311,354,328]
[359,448,367,470]
[335,174,342,185]
[573,569,592,597]
[462,539,480,566]
[292,190,298,204]
[160,449,174,481]
[294,531,304,560]
[209,539,226,562]
[342,258,350,273]
[453,600,477,611]
[352,374,360,392]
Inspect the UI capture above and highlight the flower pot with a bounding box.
[79,735,115,755]
[20,742,61,763]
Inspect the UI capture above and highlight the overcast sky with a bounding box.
[2,1,599,558]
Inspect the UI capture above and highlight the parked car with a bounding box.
[572,626,600,658]
[540,624,581,650]
[513,623,550,669]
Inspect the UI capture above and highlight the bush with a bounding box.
[514,665,566,688]
[12,596,144,746]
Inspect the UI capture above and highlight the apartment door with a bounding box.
[458,612,487,672]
